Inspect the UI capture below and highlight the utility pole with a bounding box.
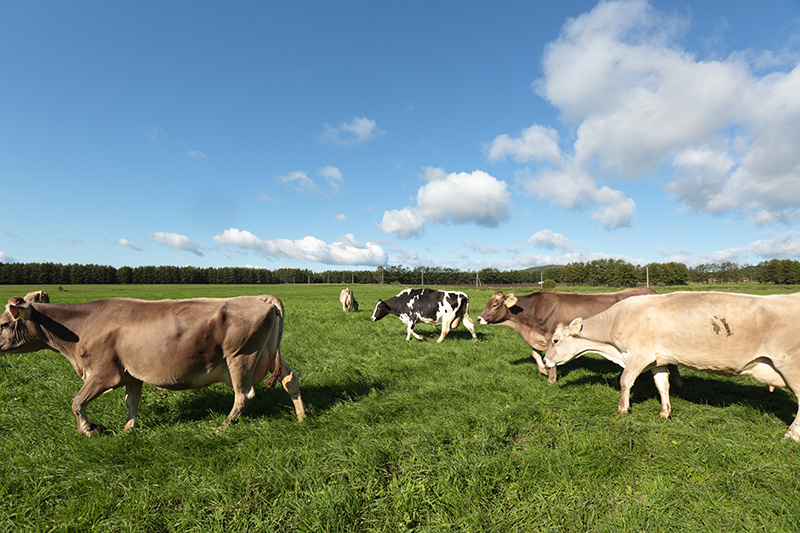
[646,265,650,287]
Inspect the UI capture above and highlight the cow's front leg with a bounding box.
[650,366,672,419]
[617,355,652,414]
[404,318,424,341]
[124,380,143,432]
[532,349,548,376]
[72,378,118,436]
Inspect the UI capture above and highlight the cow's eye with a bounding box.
[552,339,559,345]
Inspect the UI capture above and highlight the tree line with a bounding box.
[1,258,799,287]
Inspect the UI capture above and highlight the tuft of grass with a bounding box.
[1,284,799,531]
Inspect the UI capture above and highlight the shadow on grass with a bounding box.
[145,379,384,425]
[555,357,797,425]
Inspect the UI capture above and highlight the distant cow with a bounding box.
[477,288,679,384]
[339,288,358,312]
[371,288,478,343]
[24,290,49,303]
[0,295,306,435]
[544,291,800,441]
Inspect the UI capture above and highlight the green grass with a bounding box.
[1,284,799,531]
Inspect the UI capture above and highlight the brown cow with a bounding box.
[0,295,306,435]
[477,288,680,384]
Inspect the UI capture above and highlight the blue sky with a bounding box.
[2,0,800,272]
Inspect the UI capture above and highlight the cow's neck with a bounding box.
[30,304,86,353]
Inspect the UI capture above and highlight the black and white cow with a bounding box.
[371,288,478,343]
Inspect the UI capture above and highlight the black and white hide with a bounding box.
[371,288,478,343]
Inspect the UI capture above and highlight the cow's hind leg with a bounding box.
[124,380,143,432]
[776,364,800,441]
[437,316,453,343]
[277,353,306,422]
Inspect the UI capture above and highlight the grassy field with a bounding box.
[1,283,799,532]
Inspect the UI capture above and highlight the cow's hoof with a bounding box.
[84,423,108,436]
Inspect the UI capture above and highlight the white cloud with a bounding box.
[379,208,425,238]
[486,124,563,165]
[502,0,800,230]
[466,242,499,254]
[520,166,635,229]
[0,251,12,263]
[528,230,573,252]
[334,214,349,222]
[321,116,385,145]
[277,171,322,195]
[749,231,800,259]
[380,169,511,238]
[213,228,387,266]
[416,169,511,227]
[319,166,344,193]
[118,238,142,251]
[147,232,204,256]
[188,149,206,160]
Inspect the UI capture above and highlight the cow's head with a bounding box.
[544,318,584,368]
[0,299,40,354]
[476,291,517,325]
[371,300,389,322]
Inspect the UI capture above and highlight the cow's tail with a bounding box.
[264,296,285,388]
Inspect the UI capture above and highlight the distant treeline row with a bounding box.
[2,258,800,286]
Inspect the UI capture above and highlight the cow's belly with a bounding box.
[416,315,442,326]
[123,352,232,390]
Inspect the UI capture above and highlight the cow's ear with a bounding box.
[568,317,583,335]
[505,294,517,308]
[9,305,28,321]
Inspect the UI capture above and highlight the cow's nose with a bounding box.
[477,317,486,325]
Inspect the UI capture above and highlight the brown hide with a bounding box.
[0,295,305,435]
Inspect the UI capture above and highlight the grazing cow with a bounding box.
[477,288,672,383]
[371,288,478,343]
[0,295,306,435]
[544,291,800,441]
[339,288,358,312]
[24,290,49,303]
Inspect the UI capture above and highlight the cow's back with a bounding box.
[605,291,800,359]
[524,288,655,340]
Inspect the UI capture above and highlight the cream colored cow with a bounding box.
[544,291,800,441]
[339,288,358,312]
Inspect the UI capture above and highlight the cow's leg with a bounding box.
[220,363,257,430]
[404,318,424,341]
[532,349,549,376]
[277,354,306,422]
[72,378,120,436]
[461,313,478,343]
[668,364,684,388]
[650,366,672,419]
[124,380,143,432]
[617,355,653,414]
[437,316,453,343]
[776,364,800,441]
